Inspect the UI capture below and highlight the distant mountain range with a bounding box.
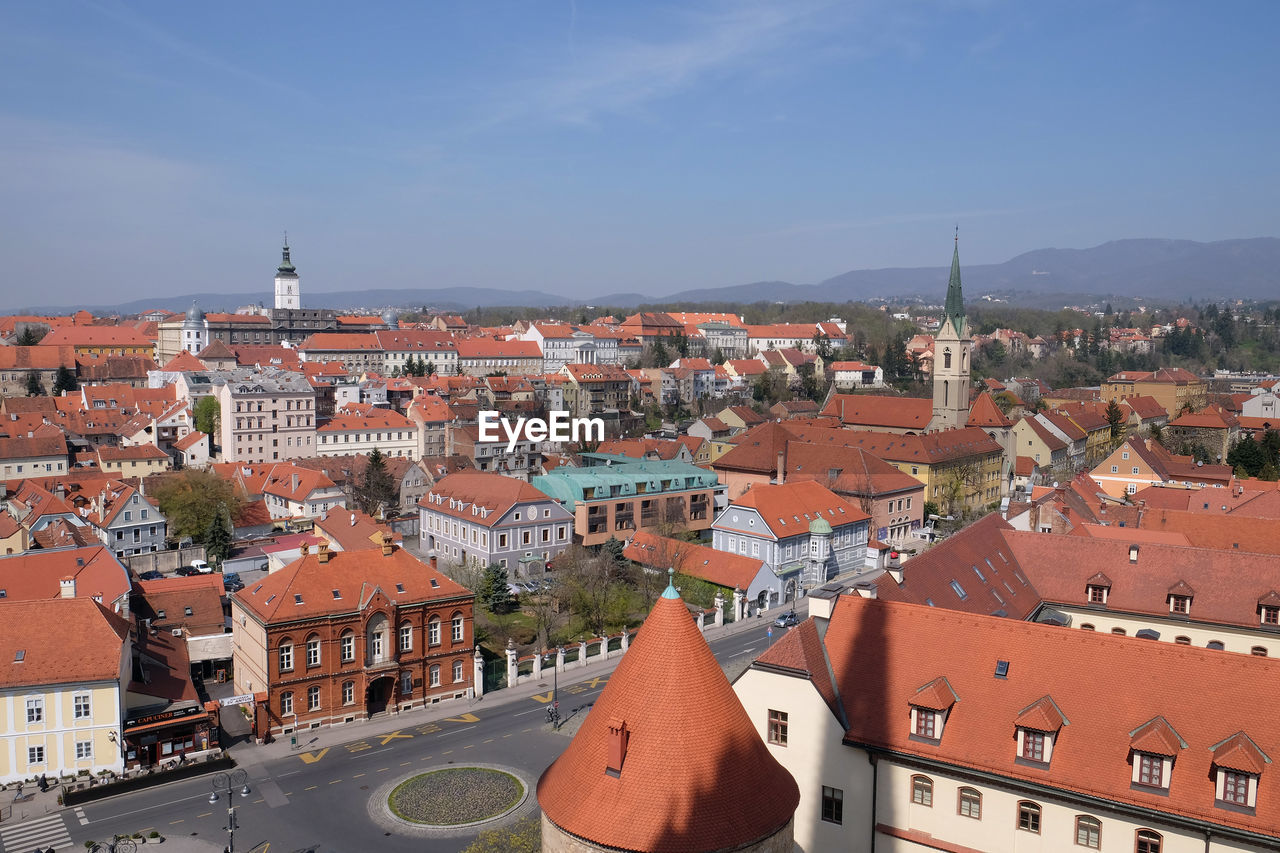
[17,238,1280,315]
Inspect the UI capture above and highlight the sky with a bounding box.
[1,0,1277,310]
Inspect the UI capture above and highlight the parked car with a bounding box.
[190,559,211,574]
[138,570,164,581]
[175,565,201,577]
[222,572,245,592]
[773,610,800,628]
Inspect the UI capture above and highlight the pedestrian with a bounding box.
[767,626,773,642]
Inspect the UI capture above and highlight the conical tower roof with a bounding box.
[538,579,799,852]
[944,235,965,336]
[277,241,297,277]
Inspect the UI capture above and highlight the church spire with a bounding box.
[277,235,296,276]
[944,229,964,335]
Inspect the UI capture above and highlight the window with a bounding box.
[1017,801,1041,833]
[958,787,981,819]
[1136,829,1162,853]
[914,709,938,739]
[453,660,464,682]
[428,616,441,646]
[1132,466,1140,475]
[1075,815,1101,848]
[1207,640,1225,650]
[28,745,45,765]
[452,613,464,642]
[1252,646,1268,657]
[399,624,412,652]
[341,631,355,662]
[26,697,43,724]
[1022,730,1046,762]
[429,664,441,687]
[281,691,294,716]
[342,681,355,705]
[1127,483,1137,495]
[72,693,92,720]
[1088,585,1107,604]
[1170,595,1189,614]
[308,685,321,711]
[306,637,321,667]
[1111,627,1127,636]
[1175,636,1191,645]
[1138,753,1163,787]
[279,642,294,672]
[950,580,967,600]
[1221,770,1250,805]
[911,775,933,806]
[76,740,93,760]
[400,670,412,696]
[768,709,788,746]
[821,786,843,824]
[1263,606,1280,625]
[1080,623,1095,631]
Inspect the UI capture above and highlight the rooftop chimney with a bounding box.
[854,581,878,599]
[606,718,630,777]
[381,532,394,557]
[59,577,76,599]
[429,554,438,571]
[300,542,311,557]
[1129,544,1140,563]
[775,450,785,486]
[317,540,331,563]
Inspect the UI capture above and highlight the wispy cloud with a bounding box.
[470,0,842,129]
[85,0,312,102]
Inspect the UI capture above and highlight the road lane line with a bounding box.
[169,820,184,825]
[377,767,389,773]
[514,708,542,716]
[329,779,341,784]
[463,744,474,749]
[197,812,212,818]
[437,725,478,737]
[278,770,302,777]
[483,738,494,743]
[304,785,318,791]
[352,773,365,778]
[399,761,410,766]
[362,747,393,757]
[502,733,512,738]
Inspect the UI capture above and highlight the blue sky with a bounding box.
[1,1,1276,309]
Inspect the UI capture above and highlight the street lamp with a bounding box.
[208,769,251,853]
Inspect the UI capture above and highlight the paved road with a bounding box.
[23,619,786,853]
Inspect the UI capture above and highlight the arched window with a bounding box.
[943,349,952,369]
[1017,801,1041,833]
[1251,646,1267,657]
[1080,624,1095,631]
[305,634,321,667]
[1207,640,1225,650]
[451,612,465,643]
[429,664,441,687]
[1075,815,1101,848]
[399,622,413,652]
[307,685,321,711]
[452,659,464,683]
[340,630,355,662]
[1111,627,1126,635]
[910,775,932,806]
[278,638,294,672]
[280,691,293,717]
[428,615,441,646]
[1174,636,1191,645]
[957,787,981,819]
[1136,829,1162,853]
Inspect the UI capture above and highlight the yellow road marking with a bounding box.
[329,779,341,784]
[379,730,412,745]
[377,767,389,772]
[463,744,474,750]
[442,749,453,755]
[400,761,410,766]
[502,733,512,738]
[253,798,264,804]
[197,812,212,818]
[530,692,553,704]
[299,748,330,763]
[482,738,494,743]
[353,773,365,778]
[445,712,480,723]
[304,785,318,791]
[169,820,184,825]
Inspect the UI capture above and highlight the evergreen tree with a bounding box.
[425,359,436,377]
[1105,399,1126,439]
[354,448,398,516]
[205,503,233,566]
[478,563,515,613]
[1261,462,1280,482]
[16,327,41,346]
[601,535,625,567]
[25,372,44,396]
[53,365,78,395]
[1228,434,1267,478]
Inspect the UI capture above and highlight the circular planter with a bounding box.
[368,763,533,838]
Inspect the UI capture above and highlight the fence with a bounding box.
[122,545,207,575]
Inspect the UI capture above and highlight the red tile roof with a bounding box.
[820,597,1280,841]
[161,351,208,372]
[821,394,933,430]
[0,545,131,608]
[538,588,799,851]
[0,598,130,688]
[967,391,1013,428]
[731,480,869,538]
[755,616,842,722]
[624,531,765,590]
[419,471,557,528]
[0,346,77,369]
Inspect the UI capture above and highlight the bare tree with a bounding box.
[558,543,634,636]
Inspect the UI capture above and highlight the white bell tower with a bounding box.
[274,237,300,311]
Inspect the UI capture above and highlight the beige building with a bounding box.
[316,405,418,459]
[214,367,317,464]
[1103,368,1207,418]
[735,595,1280,853]
[0,598,132,784]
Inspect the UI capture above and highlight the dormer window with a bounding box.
[1209,732,1269,812]
[1020,730,1050,763]
[1219,769,1255,807]
[1169,594,1190,614]
[1014,695,1067,766]
[1135,752,1167,788]
[1087,585,1108,604]
[914,708,940,739]
[1129,716,1185,792]
[908,677,957,745]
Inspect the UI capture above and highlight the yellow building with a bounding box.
[0,599,131,783]
[38,327,156,361]
[1102,368,1207,418]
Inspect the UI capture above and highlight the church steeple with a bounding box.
[944,230,965,336]
[277,236,296,275]
[274,235,300,311]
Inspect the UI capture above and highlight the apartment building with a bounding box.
[213,368,317,464]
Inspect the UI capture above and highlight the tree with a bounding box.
[477,563,515,614]
[600,535,625,568]
[25,372,44,396]
[193,395,220,435]
[204,503,233,566]
[154,469,242,543]
[353,448,398,516]
[558,544,634,636]
[1105,399,1126,440]
[53,365,78,395]
[16,327,42,346]
[1260,462,1280,482]
[1228,434,1266,478]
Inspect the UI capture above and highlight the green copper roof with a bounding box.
[277,243,297,276]
[944,238,964,336]
[661,568,680,599]
[808,517,832,535]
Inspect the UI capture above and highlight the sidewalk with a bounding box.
[232,599,801,768]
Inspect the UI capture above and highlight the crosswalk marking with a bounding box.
[0,813,72,853]
[75,806,89,826]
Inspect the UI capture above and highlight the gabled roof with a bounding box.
[624,530,765,591]
[754,617,843,724]
[419,471,560,528]
[0,545,131,607]
[538,585,799,851]
[967,392,1012,428]
[821,394,933,430]
[1129,716,1187,757]
[0,598,130,688]
[912,676,959,711]
[1014,694,1068,732]
[160,351,208,372]
[727,480,869,539]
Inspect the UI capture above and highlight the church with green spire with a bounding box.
[929,234,973,431]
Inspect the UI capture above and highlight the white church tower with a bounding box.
[182,301,208,354]
[929,233,972,431]
[273,238,300,310]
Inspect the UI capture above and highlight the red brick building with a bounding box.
[230,535,475,738]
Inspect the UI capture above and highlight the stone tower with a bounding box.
[273,239,300,311]
[182,301,208,354]
[929,234,972,431]
[538,572,799,852]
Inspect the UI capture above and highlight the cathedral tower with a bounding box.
[273,239,300,311]
[929,234,972,431]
